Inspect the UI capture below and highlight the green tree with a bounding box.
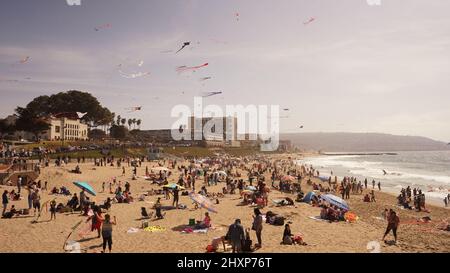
[0,119,15,139]
[136,119,141,130]
[121,118,126,127]
[14,108,50,140]
[88,129,107,140]
[20,90,114,127]
[116,115,121,126]
[109,125,128,139]
[128,119,133,130]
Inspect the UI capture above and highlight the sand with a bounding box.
[0,155,449,253]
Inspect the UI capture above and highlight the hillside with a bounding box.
[281,132,450,152]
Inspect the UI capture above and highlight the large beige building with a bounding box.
[41,113,88,141]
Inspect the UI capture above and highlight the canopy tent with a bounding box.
[73,181,96,196]
[320,194,349,211]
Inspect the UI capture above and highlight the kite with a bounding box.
[283,108,290,111]
[63,220,83,251]
[176,42,191,54]
[119,70,150,79]
[94,23,111,31]
[299,125,304,129]
[303,17,316,25]
[76,112,88,119]
[235,12,240,21]
[19,56,30,64]
[199,77,212,81]
[138,60,144,67]
[201,91,222,98]
[126,106,142,112]
[176,63,209,73]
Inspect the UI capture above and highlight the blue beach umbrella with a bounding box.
[73,181,96,196]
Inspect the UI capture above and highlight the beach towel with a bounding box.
[127,227,140,233]
[308,216,327,222]
[193,229,208,234]
[144,226,166,232]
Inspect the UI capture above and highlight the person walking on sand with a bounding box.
[252,208,263,248]
[226,219,245,253]
[2,190,8,216]
[17,176,22,194]
[370,190,376,202]
[122,166,125,176]
[101,214,117,253]
[364,178,367,189]
[378,181,381,191]
[172,187,179,208]
[102,182,105,193]
[444,197,448,207]
[372,179,375,189]
[382,210,400,244]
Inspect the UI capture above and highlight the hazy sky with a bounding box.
[1,0,449,142]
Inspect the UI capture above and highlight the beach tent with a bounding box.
[318,176,330,182]
[302,191,316,203]
[73,181,96,196]
[320,194,349,211]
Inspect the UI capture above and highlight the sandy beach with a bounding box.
[0,153,448,253]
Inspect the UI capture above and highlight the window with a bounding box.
[55,126,60,133]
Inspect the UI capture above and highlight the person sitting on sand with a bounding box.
[196,212,211,229]
[363,194,371,202]
[281,224,294,245]
[154,198,164,219]
[67,193,79,210]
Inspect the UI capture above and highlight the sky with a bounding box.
[0,0,449,142]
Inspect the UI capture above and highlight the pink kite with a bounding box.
[19,56,30,64]
[95,23,111,31]
[176,63,209,73]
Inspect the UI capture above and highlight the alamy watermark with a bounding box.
[170,97,280,151]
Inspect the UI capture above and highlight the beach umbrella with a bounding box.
[214,170,227,176]
[240,190,254,196]
[320,194,349,211]
[281,175,295,182]
[189,192,218,213]
[152,166,169,172]
[162,183,185,190]
[73,181,96,196]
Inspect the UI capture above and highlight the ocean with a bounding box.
[297,150,450,206]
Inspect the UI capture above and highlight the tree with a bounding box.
[109,125,128,140]
[121,118,126,127]
[132,118,137,130]
[0,119,15,139]
[19,90,114,128]
[128,119,133,130]
[116,115,121,126]
[88,129,107,140]
[136,119,141,130]
[14,108,50,140]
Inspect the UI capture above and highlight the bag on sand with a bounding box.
[283,235,293,245]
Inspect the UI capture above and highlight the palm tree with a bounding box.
[136,119,141,130]
[117,115,121,126]
[127,119,133,130]
[121,118,126,127]
[132,118,137,130]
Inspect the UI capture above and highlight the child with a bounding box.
[50,199,57,220]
